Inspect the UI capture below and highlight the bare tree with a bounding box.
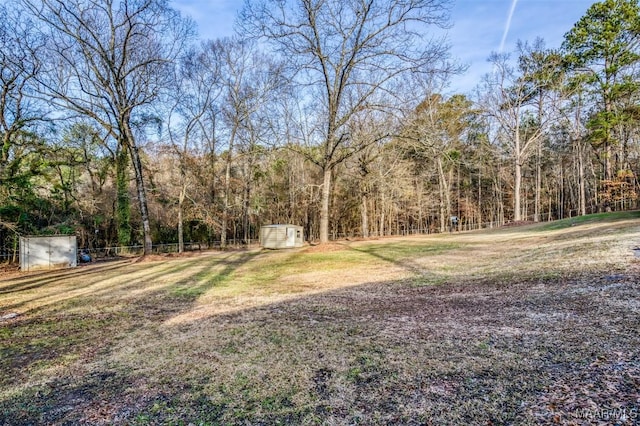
[242,0,453,243]
[22,0,193,255]
[167,43,222,253]
[214,37,284,248]
[480,46,558,222]
[556,78,592,217]
[517,40,565,221]
[402,93,474,231]
[0,4,45,191]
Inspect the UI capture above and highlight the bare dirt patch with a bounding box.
[303,242,349,253]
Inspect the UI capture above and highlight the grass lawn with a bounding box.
[1,211,640,425]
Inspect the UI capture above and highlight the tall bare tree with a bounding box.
[518,40,565,222]
[402,93,474,231]
[22,0,193,254]
[243,0,453,243]
[214,37,284,248]
[481,46,558,222]
[167,42,222,253]
[0,4,45,194]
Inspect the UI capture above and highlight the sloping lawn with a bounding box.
[1,212,639,425]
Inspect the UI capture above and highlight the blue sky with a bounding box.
[171,0,597,94]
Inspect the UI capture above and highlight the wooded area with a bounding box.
[1,0,640,259]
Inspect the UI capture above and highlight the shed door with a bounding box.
[286,227,296,247]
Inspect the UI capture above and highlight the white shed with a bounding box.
[260,224,304,249]
[19,235,77,272]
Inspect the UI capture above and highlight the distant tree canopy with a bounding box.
[0,0,639,259]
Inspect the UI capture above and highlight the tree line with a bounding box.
[1,0,639,258]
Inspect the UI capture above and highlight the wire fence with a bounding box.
[0,217,549,263]
[0,248,17,264]
[0,205,629,264]
[85,239,261,259]
[0,239,261,264]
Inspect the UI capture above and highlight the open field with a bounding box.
[2,212,640,425]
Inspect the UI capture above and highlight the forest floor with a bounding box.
[1,211,640,425]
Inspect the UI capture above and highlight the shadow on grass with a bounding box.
[0,259,131,294]
[4,264,639,425]
[0,249,265,423]
[2,235,640,425]
[168,250,263,300]
[347,241,459,283]
[0,250,265,316]
[0,260,193,313]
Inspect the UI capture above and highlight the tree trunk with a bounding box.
[559,164,565,218]
[116,147,131,248]
[572,95,587,216]
[221,128,237,249]
[379,193,385,237]
[361,192,369,238]
[578,139,587,216]
[243,160,252,244]
[438,179,446,233]
[604,81,613,181]
[514,159,522,221]
[319,167,332,243]
[437,157,451,232]
[128,143,153,255]
[221,157,231,249]
[534,92,544,223]
[534,135,541,222]
[178,183,185,253]
[477,166,482,228]
[456,165,460,231]
[416,179,424,233]
[120,113,152,255]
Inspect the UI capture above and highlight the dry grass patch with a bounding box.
[1,211,640,425]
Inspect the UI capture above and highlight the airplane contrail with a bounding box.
[499,0,519,52]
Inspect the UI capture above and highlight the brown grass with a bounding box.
[1,213,640,425]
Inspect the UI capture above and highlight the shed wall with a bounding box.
[260,225,304,249]
[20,236,77,272]
[261,226,288,249]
